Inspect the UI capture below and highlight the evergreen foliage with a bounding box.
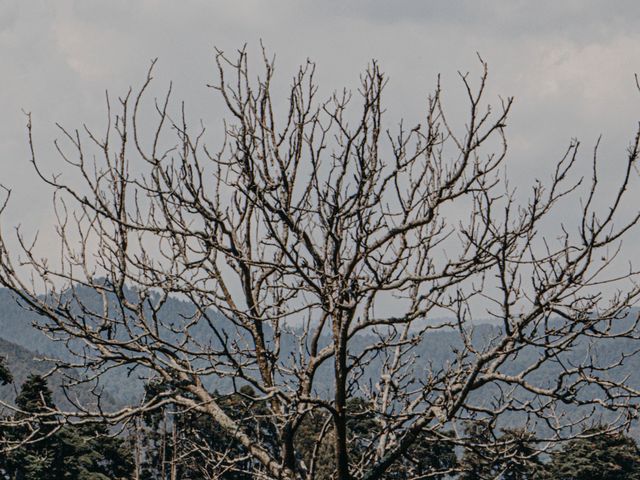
[498,429,544,480]
[294,397,457,479]
[0,373,134,480]
[459,422,544,480]
[2,339,640,479]
[138,381,280,479]
[2,369,640,479]
[459,420,497,480]
[0,356,11,385]
[546,427,640,480]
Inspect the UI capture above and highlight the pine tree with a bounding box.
[459,422,544,480]
[497,428,544,480]
[401,430,457,480]
[2,375,56,479]
[547,427,640,480]
[139,380,280,479]
[459,420,497,480]
[0,356,11,385]
[294,397,457,479]
[15,374,54,415]
[1,374,134,480]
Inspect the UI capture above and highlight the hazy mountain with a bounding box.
[0,336,117,411]
[0,286,639,434]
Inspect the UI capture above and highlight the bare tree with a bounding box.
[1,47,640,479]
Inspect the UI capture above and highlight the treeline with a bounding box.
[1,364,640,479]
[0,373,132,479]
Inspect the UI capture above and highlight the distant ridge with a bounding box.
[0,286,639,435]
[0,335,118,410]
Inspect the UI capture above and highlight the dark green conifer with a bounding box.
[0,356,12,385]
[547,427,640,480]
[1,374,134,480]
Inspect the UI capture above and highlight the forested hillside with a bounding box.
[1,287,639,427]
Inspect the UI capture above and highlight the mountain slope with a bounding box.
[0,287,639,430]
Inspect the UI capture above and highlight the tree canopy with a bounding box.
[1,48,640,479]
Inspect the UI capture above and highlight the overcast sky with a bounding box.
[2,1,640,273]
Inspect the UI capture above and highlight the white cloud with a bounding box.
[1,0,639,264]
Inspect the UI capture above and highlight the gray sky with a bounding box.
[2,1,640,271]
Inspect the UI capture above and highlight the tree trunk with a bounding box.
[334,316,350,480]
